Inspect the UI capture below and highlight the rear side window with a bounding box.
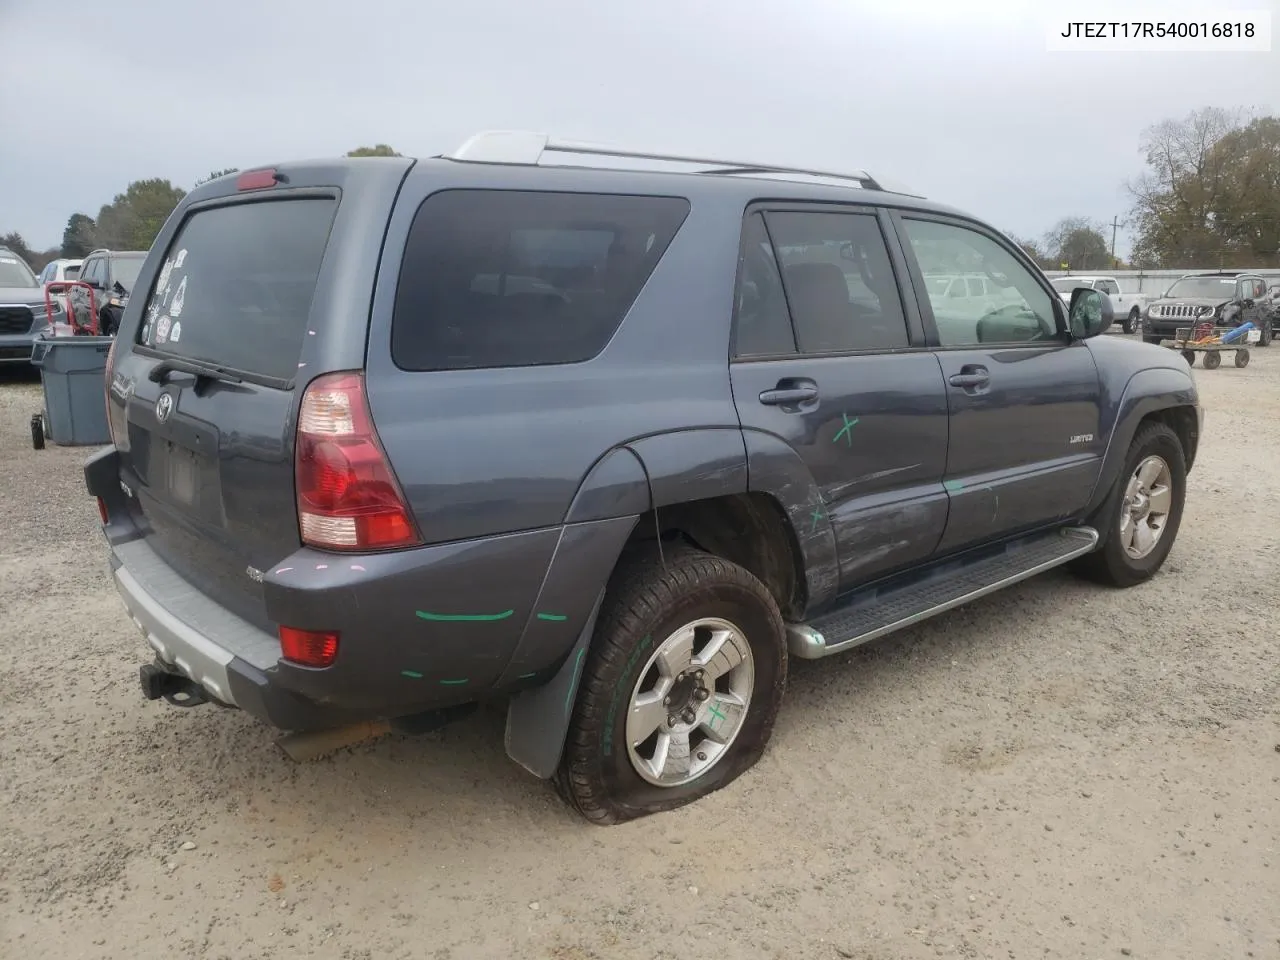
[765,210,909,353]
[391,190,690,371]
[137,197,338,382]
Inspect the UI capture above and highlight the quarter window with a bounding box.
[902,218,1057,346]
[733,213,795,358]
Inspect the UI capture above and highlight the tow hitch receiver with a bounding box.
[139,663,211,707]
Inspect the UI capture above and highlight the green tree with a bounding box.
[93,178,187,251]
[61,213,98,258]
[1,231,37,266]
[194,167,240,187]
[1042,217,1110,271]
[1007,231,1049,268]
[1127,107,1280,267]
[346,144,401,157]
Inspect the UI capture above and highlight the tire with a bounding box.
[1234,349,1250,368]
[1182,350,1196,367]
[1259,320,1272,347]
[1073,422,1186,588]
[1203,350,1222,370]
[557,544,787,825]
[30,413,45,450]
[1123,308,1140,335]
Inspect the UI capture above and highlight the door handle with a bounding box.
[948,366,990,388]
[759,381,819,406]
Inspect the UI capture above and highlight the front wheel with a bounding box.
[1073,423,1186,588]
[1123,308,1141,335]
[1258,320,1272,347]
[557,545,787,825]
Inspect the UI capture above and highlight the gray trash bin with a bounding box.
[30,336,113,447]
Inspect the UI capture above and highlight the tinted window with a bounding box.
[1255,280,1268,298]
[0,254,36,288]
[1165,276,1238,299]
[733,213,795,358]
[902,218,1056,346]
[65,264,80,280]
[764,211,908,353]
[110,256,144,291]
[392,190,690,371]
[137,197,338,382]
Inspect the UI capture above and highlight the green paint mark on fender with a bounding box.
[565,648,586,714]
[536,612,567,622]
[809,505,824,534]
[415,609,514,622]
[944,479,965,492]
[833,413,860,447]
[401,670,424,679]
[439,678,469,686]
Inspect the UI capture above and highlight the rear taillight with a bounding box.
[97,497,108,524]
[103,336,118,445]
[278,626,339,668]
[295,371,421,551]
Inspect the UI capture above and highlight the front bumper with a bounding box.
[0,331,39,363]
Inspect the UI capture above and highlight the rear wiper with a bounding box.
[148,356,243,385]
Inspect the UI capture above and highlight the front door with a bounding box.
[893,213,1104,554]
[729,206,950,591]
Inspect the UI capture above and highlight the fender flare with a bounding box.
[1085,366,1198,516]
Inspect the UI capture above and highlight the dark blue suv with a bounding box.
[85,132,1202,824]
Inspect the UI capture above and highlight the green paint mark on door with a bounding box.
[401,670,424,679]
[536,612,567,622]
[438,678,470,686]
[415,609,514,622]
[833,413,860,447]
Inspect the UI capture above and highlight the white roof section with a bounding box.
[443,130,922,198]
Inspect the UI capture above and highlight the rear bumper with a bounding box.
[85,446,637,732]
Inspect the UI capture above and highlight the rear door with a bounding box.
[892,212,1103,554]
[729,205,950,591]
[107,162,411,629]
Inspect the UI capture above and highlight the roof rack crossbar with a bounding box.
[444,130,895,193]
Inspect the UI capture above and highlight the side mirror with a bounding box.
[1069,287,1113,339]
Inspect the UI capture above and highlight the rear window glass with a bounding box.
[111,257,144,291]
[137,198,337,381]
[65,265,81,279]
[391,190,690,371]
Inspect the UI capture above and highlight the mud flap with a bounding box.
[504,590,604,779]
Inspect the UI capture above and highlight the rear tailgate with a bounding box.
[107,160,413,631]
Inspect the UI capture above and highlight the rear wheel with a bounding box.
[30,413,45,450]
[1235,349,1251,368]
[1259,319,1272,347]
[1073,423,1186,588]
[1203,350,1222,370]
[557,545,787,825]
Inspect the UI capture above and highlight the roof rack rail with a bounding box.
[443,130,917,196]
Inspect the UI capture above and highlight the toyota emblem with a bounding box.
[155,392,175,423]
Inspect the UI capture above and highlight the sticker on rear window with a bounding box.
[170,321,181,342]
[171,277,187,317]
[156,315,172,344]
[156,258,174,297]
[0,257,16,264]
[175,249,188,268]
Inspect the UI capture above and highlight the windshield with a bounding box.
[1052,277,1087,292]
[0,255,37,288]
[112,257,145,291]
[1165,276,1239,299]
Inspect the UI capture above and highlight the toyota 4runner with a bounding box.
[85,131,1202,824]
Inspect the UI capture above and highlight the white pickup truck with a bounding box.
[1050,275,1150,335]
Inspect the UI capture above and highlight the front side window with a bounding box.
[1098,280,1120,295]
[901,218,1057,346]
[392,190,690,371]
[763,210,908,353]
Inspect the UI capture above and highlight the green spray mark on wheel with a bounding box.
[707,700,728,731]
[415,609,514,622]
[536,612,567,622]
[401,670,424,679]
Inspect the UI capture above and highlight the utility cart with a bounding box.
[1161,322,1259,370]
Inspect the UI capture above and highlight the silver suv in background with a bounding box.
[0,248,66,364]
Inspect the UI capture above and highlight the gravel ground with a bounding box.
[1,343,1277,960]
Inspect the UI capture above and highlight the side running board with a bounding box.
[786,526,1099,660]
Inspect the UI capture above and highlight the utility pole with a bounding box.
[1110,216,1120,268]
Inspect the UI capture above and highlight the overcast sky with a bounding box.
[1,0,1276,257]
